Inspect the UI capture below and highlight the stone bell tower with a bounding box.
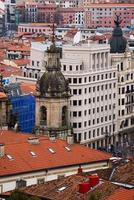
[35,32,71,138]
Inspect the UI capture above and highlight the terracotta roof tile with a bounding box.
[0,63,22,77]
[106,188,134,200]
[0,92,7,99]
[0,130,110,177]
[20,82,36,94]
[13,59,30,66]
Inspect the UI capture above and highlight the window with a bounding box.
[37,178,45,184]
[88,131,91,138]
[89,87,91,93]
[32,60,34,66]
[73,89,77,95]
[84,121,87,127]
[101,85,103,90]
[16,180,26,189]
[105,84,107,89]
[78,123,81,128]
[73,112,77,117]
[88,120,91,126]
[88,109,91,114]
[63,65,66,71]
[93,97,95,103]
[97,86,99,91]
[79,89,82,94]
[93,76,95,81]
[78,111,81,117]
[73,100,77,106]
[73,78,77,84]
[78,100,82,106]
[79,78,82,83]
[105,74,108,79]
[69,65,72,70]
[84,77,87,83]
[84,132,87,140]
[73,123,77,128]
[93,130,95,137]
[97,75,99,80]
[84,110,87,116]
[93,119,95,124]
[93,87,95,92]
[89,76,91,82]
[84,99,87,104]
[85,88,87,93]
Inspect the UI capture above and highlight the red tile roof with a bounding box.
[7,44,30,52]
[0,130,110,177]
[0,63,22,77]
[13,59,30,66]
[0,92,7,99]
[20,82,36,94]
[106,188,134,200]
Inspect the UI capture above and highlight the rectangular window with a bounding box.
[63,65,66,71]
[78,111,81,117]
[73,123,77,128]
[78,100,82,106]
[73,78,77,84]
[84,132,87,140]
[78,123,81,128]
[69,65,72,71]
[73,112,77,117]
[73,100,77,106]
[79,78,82,83]
[73,89,77,95]
[79,89,82,95]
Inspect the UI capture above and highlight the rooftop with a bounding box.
[0,130,110,177]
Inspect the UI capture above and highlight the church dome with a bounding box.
[39,70,69,97]
[37,43,70,98]
[110,16,127,53]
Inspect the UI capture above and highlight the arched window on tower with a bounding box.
[62,106,67,126]
[40,106,47,126]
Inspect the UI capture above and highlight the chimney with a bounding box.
[0,144,5,157]
[49,135,56,142]
[67,135,74,145]
[27,137,39,144]
[77,165,83,174]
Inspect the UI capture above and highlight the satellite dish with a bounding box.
[73,31,81,45]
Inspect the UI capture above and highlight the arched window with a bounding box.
[40,106,47,126]
[62,106,67,126]
[121,76,124,82]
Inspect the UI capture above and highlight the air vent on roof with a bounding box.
[0,143,5,158]
[7,154,14,160]
[48,148,55,154]
[28,137,39,144]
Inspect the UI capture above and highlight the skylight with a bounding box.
[48,148,55,154]
[57,186,67,192]
[7,154,14,160]
[30,151,37,157]
[65,146,71,151]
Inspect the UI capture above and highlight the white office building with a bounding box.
[60,43,118,149]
